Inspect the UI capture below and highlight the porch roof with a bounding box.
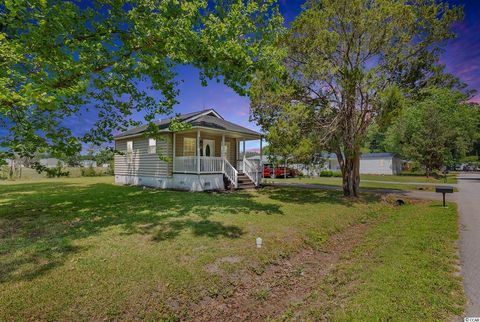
[114,109,261,139]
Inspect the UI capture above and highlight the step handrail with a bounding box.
[223,158,238,188]
[242,156,260,187]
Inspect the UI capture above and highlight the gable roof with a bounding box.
[361,152,396,159]
[114,109,260,139]
[189,114,260,137]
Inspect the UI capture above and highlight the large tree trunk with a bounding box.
[338,150,361,197]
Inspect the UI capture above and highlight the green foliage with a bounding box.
[80,166,99,177]
[320,170,342,178]
[251,0,464,196]
[386,87,477,174]
[63,153,82,167]
[1,0,284,158]
[0,165,9,180]
[265,103,316,164]
[364,123,387,153]
[94,148,115,166]
[39,162,70,178]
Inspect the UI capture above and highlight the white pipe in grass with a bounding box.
[256,237,262,248]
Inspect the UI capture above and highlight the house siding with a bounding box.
[359,157,402,175]
[174,132,237,164]
[114,134,173,178]
[327,156,402,175]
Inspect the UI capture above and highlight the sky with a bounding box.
[143,0,480,151]
[5,0,480,152]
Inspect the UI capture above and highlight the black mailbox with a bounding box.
[435,186,454,207]
[435,186,454,194]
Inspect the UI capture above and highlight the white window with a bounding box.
[127,140,133,163]
[148,138,156,154]
[183,137,196,156]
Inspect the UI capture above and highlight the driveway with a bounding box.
[457,173,480,316]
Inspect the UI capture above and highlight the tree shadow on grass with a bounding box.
[258,186,380,206]
[0,181,281,283]
[152,219,244,241]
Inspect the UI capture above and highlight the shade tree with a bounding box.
[1,0,284,160]
[251,0,464,196]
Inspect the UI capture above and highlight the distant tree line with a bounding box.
[363,88,480,175]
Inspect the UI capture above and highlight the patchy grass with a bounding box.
[0,177,463,320]
[0,177,381,320]
[267,174,457,192]
[361,173,457,184]
[0,166,111,181]
[297,202,465,321]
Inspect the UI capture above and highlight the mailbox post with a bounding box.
[435,186,454,207]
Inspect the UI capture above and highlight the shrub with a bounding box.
[320,170,333,177]
[332,171,342,177]
[0,165,8,180]
[45,165,70,178]
[320,170,342,177]
[81,166,98,177]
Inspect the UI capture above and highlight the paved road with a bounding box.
[458,173,480,316]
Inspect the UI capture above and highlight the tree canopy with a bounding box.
[385,87,479,175]
[1,0,284,159]
[251,0,465,196]
[265,102,316,164]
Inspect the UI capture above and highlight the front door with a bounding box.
[203,139,215,157]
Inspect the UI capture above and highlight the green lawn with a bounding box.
[287,202,465,321]
[0,177,464,320]
[361,173,457,184]
[1,166,110,181]
[267,173,457,192]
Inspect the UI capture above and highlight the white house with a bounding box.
[113,109,263,191]
[80,160,97,168]
[324,152,403,175]
[39,158,64,168]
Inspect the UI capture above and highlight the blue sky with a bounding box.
[6,0,480,152]
[143,0,480,151]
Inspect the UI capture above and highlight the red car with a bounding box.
[263,164,291,178]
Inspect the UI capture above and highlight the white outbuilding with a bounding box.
[325,153,404,175]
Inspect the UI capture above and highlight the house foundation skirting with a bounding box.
[115,173,225,192]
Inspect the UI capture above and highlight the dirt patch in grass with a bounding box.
[188,219,376,321]
[204,256,243,274]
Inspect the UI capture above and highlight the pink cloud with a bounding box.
[469,96,480,104]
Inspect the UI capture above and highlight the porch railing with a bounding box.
[174,156,224,173]
[200,157,223,173]
[174,156,264,189]
[174,156,198,173]
[242,156,261,187]
[224,159,238,188]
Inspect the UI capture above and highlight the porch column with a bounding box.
[242,139,246,159]
[172,132,176,172]
[236,139,240,165]
[221,134,225,159]
[221,134,225,172]
[259,137,263,182]
[259,137,263,164]
[196,129,201,174]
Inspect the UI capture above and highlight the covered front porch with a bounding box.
[172,129,262,188]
